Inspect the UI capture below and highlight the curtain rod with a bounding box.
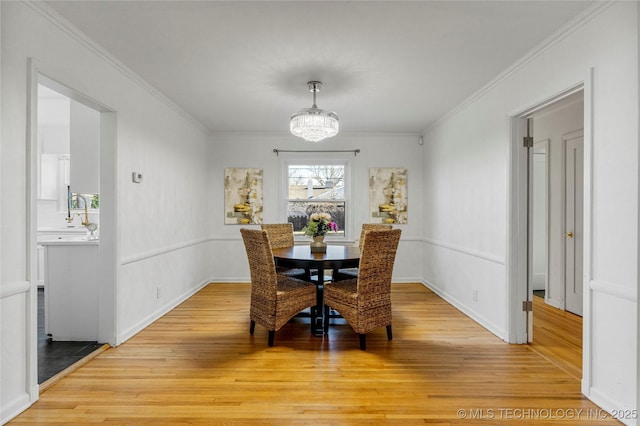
[273,149,360,156]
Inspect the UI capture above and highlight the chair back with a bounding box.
[240,228,278,308]
[359,223,393,249]
[261,223,295,249]
[357,229,402,304]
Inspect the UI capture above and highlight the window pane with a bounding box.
[288,165,344,200]
[287,163,346,238]
[287,201,345,237]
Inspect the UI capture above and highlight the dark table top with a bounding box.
[272,244,360,269]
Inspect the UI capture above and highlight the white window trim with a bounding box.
[279,155,352,242]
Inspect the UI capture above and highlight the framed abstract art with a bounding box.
[369,167,407,224]
[224,168,263,224]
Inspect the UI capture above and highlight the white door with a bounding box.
[531,140,549,293]
[564,133,583,316]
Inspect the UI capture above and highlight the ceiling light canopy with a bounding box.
[290,81,339,143]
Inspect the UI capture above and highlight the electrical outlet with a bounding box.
[156,287,162,299]
[132,171,143,183]
[472,290,479,302]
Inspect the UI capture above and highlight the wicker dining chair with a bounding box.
[324,228,402,350]
[240,228,317,347]
[332,223,393,281]
[261,223,307,279]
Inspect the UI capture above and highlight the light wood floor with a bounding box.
[11,283,618,425]
[529,294,583,381]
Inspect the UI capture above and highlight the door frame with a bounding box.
[507,74,593,395]
[26,59,118,400]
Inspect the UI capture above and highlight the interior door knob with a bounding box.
[566,231,574,239]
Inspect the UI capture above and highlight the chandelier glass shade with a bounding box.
[290,81,339,142]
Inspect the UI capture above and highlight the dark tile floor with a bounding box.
[38,288,104,383]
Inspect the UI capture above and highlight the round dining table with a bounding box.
[272,244,360,335]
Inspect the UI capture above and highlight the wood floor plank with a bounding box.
[529,294,583,381]
[10,283,618,424]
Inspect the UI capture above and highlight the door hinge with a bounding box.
[523,136,533,148]
[522,300,533,312]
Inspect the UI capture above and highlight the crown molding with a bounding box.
[424,0,616,134]
[23,0,211,136]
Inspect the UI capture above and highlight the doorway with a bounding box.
[508,85,588,379]
[27,64,117,394]
[529,92,584,317]
[35,83,104,383]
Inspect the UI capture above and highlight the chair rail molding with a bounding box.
[589,279,636,303]
[121,237,211,266]
[423,237,505,265]
[1,281,31,299]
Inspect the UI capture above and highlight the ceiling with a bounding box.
[45,1,594,136]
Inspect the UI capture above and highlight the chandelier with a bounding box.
[290,81,339,142]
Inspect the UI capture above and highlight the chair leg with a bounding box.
[250,320,255,335]
[324,305,330,334]
[268,330,275,347]
[310,305,317,333]
[359,334,366,350]
[386,325,393,341]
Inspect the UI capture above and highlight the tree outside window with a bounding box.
[286,163,346,238]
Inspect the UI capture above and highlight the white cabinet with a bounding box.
[37,228,87,288]
[42,241,99,341]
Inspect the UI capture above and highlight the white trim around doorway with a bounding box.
[26,59,119,407]
[506,73,593,398]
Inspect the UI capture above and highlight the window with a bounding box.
[285,161,347,239]
[70,192,100,210]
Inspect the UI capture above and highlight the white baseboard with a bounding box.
[1,393,31,425]
[117,279,209,345]
[586,386,636,426]
[421,280,509,342]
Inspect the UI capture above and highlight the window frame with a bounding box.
[279,155,351,242]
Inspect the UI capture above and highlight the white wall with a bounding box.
[207,133,424,283]
[1,0,638,424]
[423,2,637,421]
[1,2,211,422]
[69,99,100,195]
